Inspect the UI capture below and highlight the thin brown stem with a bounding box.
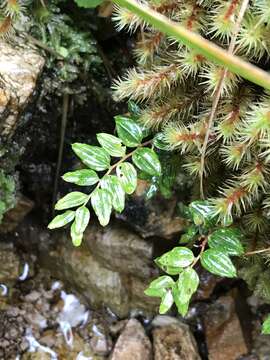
[199,0,250,198]
[245,248,270,256]
[191,237,208,267]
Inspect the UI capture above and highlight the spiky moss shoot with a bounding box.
[134,31,164,65]
[240,98,270,142]
[174,1,206,33]
[1,0,24,18]
[112,64,182,102]
[112,5,144,32]
[139,93,201,129]
[240,162,270,198]
[200,65,240,97]
[253,0,270,25]
[179,48,206,77]
[183,155,210,177]
[163,119,209,152]
[211,183,251,225]
[220,143,250,170]
[208,0,240,43]
[243,209,269,233]
[237,14,269,60]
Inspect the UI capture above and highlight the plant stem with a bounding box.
[199,0,250,198]
[245,248,270,256]
[112,0,270,90]
[191,237,208,268]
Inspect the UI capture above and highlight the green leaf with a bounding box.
[262,315,270,334]
[72,143,110,171]
[91,189,112,226]
[159,290,174,314]
[155,257,183,275]
[153,133,168,150]
[128,101,141,117]
[144,275,174,298]
[156,247,194,268]
[62,169,99,186]
[97,133,126,157]
[55,192,88,210]
[71,221,83,247]
[116,162,137,194]
[132,148,161,176]
[74,206,90,234]
[177,267,199,303]
[74,0,103,8]
[115,116,143,147]
[201,249,237,278]
[180,225,198,244]
[189,200,216,226]
[172,285,189,317]
[208,228,244,256]
[100,175,125,213]
[48,210,75,229]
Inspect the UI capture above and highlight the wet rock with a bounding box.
[41,242,130,317]
[0,39,45,137]
[152,316,201,360]
[85,224,157,279]
[40,229,159,317]
[0,242,20,283]
[111,319,152,360]
[116,184,184,239]
[195,267,222,300]
[0,195,34,233]
[203,294,248,360]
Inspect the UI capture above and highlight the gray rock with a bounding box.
[85,224,158,279]
[0,39,45,137]
[152,316,201,360]
[110,319,152,360]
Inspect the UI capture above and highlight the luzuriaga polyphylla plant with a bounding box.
[49,0,270,331]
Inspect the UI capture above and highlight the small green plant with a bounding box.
[145,200,244,315]
[48,116,161,245]
[0,170,16,223]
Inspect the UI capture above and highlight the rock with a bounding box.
[116,184,184,239]
[41,241,130,317]
[0,195,34,233]
[203,294,249,360]
[0,39,45,137]
[110,319,152,360]
[0,242,20,283]
[152,316,201,360]
[39,228,160,317]
[85,224,158,279]
[195,267,222,300]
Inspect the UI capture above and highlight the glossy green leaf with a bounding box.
[155,257,183,275]
[116,162,137,194]
[115,116,143,147]
[144,275,174,298]
[74,206,90,234]
[208,228,244,256]
[128,101,141,117]
[153,133,168,150]
[180,225,198,244]
[71,221,83,247]
[62,169,99,186]
[97,133,126,157]
[177,267,199,303]
[74,0,103,8]
[159,289,174,314]
[48,210,75,229]
[100,175,125,213]
[55,192,88,210]
[156,247,194,268]
[201,249,237,278]
[132,148,161,176]
[262,315,270,334]
[72,143,110,171]
[189,200,216,226]
[172,285,189,317]
[91,189,112,226]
